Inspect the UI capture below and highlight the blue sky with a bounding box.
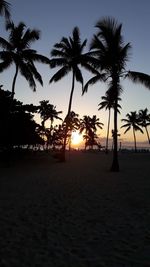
[0,0,150,145]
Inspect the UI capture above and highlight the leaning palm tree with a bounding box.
[98,92,121,153]
[83,17,150,171]
[138,108,150,144]
[49,27,96,161]
[0,0,11,22]
[121,111,144,152]
[0,21,50,100]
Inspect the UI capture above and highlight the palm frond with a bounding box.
[51,49,67,58]
[0,37,12,49]
[0,57,12,72]
[134,125,144,133]
[28,53,50,64]
[50,58,67,68]
[0,0,11,20]
[22,28,40,48]
[83,74,105,95]
[49,66,70,83]
[127,71,150,89]
[28,61,43,86]
[19,61,36,91]
[123,126,131,134]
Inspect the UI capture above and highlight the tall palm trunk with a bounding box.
[145,126,150,144]
[61,71,75,161]
[105,109,111,153]
[133,128,137,152]
[110,76,119,172]
[11,64,19,101]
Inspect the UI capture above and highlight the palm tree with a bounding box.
[38,100,62,129]
[121,111,144,152]
[90,115,104,132]
[83,17,150,171]
[49,27,96,161]
[38,100,50,128]
[0,21,50,100]
[38,100,62,148]
[0,0,11,22]
[98,92,121,153]
[83,130,98,150]
[138,108,150,144]
[80,115,93,150]
[79,115,103,150]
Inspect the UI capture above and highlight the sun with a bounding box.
[71,131,83,145]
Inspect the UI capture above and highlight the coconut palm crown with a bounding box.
[0,21,50,99]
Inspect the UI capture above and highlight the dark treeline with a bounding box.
[0,87,104,154]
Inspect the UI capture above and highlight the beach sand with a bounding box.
[0,151,150,266]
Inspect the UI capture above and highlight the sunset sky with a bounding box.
[0,0,150,146]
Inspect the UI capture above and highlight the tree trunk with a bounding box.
[110,75,119,172]
[105,109,111,153]
[61,71,75,161]
[11,64,19,101]
[145,126,150,144]
[133,128,137,152]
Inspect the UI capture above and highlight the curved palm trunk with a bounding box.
[145,126,150,144]
[110,76,119,172]
[133,128,137,152]
[105,109,111,153]
[61,71,75,161]
[11,64,19,101]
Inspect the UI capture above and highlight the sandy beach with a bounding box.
[0,151,150,266]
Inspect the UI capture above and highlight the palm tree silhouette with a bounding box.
[0,0,11,22]
[38,100,62,148]
[80,115,93,150]
[49,27,96,160]
[138,108,150,144]
[90,115,103,132]
[121,111,144,152]
[80,115,103,150]
[83,130,98,150]
[83,17,150,171]
[0,21,50,100]
[98,92,121,153]
[38,100,50,128]
[39,100,62,129]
